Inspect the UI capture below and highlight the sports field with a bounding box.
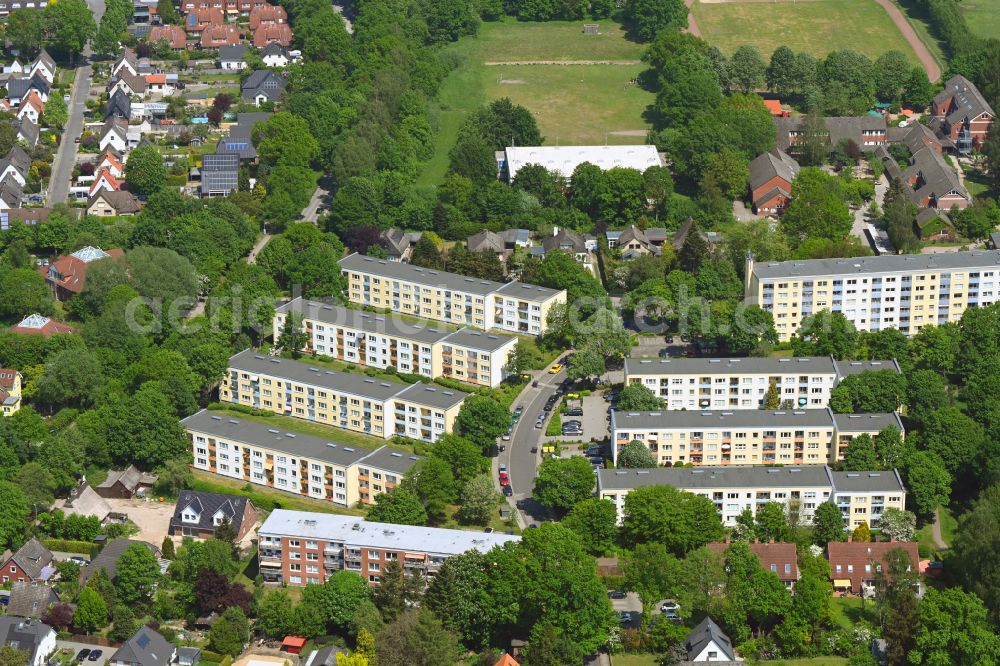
[691,0,923,64]
[960,0,1000,39]
[418,18,653,186]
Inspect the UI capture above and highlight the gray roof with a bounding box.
[830,469,905,493]
[170,490,254,534]
[62,485,112,521]
[32,50,55,75]
[902,145,969,207]
[82,539,159,583]
[749,149,800,192]
[218,45,248,62]
[16,117,38,146]
[216,136,257,160]
[7,582,58,618]
[181,409,420,472]
[97,465,157,493]
[241,70,285,102]
[775,116,887,152]
[832,359,902,377]
[751,250,1000,280]
[260,42,289,58]
[626,356,838,376]
[934,75,996,127]
[7,73,49,101]
[276,298,454,344]
[832,412,904,434]
[441,328,517,353]
[394,382,468,410]
[611,408,838,431]
[0,618,54,661]
[597,465,835,492]
[106,90,131,119]
[6,538,52,580]
[685,617,735,662]
[467,230,506,254]
[200,152,239,195]
[90,190,141,214]
[541,228,589,254]
[351,445,422,475]
[111,71,146,94]
[6,146,30,174]
[494,279,563,303]
[305,647,345,666]
[110,626,175,666]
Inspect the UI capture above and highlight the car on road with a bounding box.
[502,485,513,496]
[76,650,90,663]
[608,590,626,599]
[512,406,523,421]
[548,363,563,374]
[88,651,102,662]
[530,446,538,454]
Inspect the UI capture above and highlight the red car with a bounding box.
[500,477,510,487]
[499,470,509,481]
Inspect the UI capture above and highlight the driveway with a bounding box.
[300,180,330,223]
[55,641,110,666]
[103,498,175,545]
[850,173,888,243]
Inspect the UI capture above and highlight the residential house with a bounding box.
[200,152,240,197]
[498,144,663,181]
[112,49,140,78]
[7,73,50,106]
[0,369,22,415]
[181,0,267,15]
[379,228,421,262]
[0,146,30,187]
[3,59,24,76]
[248,3,286,29]
[96,466,158,499]
[131,0,159,25]
[537,227,595,266]
[749,149,800,215]
[5,207,51,229]
[16,116,38,147]
[261,42,290,67]
[200,24,241,49]
[887,122,942,156]
[60,482,113,522]
[218,45,248,70]
[168,490,258,540]
[106,90,132,121]
[613,224,663,258]
[16,91,44,124]
[0,539,53,584]
[466,230,507,262]
[100,117,130,154]
[827,540,919,594]
[149,25,187,50]
[216,136,256,161]
[90,171,122,196]
[81,539,161,584]
[241,69,285,106]
[0,619,56,666]
[175,649,200,666]
[682,617,737,663]
[708,541,799,588]
[144,74,173,96]
[88,191,142,217]
[28,50,55,84]
[253,23,292,48]
[185,7,224,35]
[96,150,125,179]
[42,246,125,300]
[109,71,147,99]
[931,75,995,153]
[775,116,888,154]
[0,176,23,210]
[8,314,74,336]
[108,626,176,666]
[6,583,58,619]
[303,647,346,666]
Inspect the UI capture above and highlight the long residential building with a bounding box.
[273,298,518,388]
[219,349,468,443]
[596,466,907,528]
[610,408,903,467]
[745,251,1000,340]
[339,253,566,336]
[624,356,900,410]
[183,410,419,507]
[258,509,520,586]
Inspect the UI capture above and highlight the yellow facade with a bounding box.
[0,370,22,416]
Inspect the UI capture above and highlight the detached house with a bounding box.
[241,69,285,106]
[708,541,799,588]
[106,89,132,121]
[749,149,800,215]
[16,91,44,124]
[0,146,30,187]
[260,42,290,67]
[0,538,54,584]
[0,368,22,415]
[682,617,737,663]
[112,48,140,78]
[9,314,74,337]
[0,618,56,666]
[109,626,176,666]
[88,191,142,217]
[168,490,258,541]
[100,117,130,154]
[931,75,995,154]
[218,45,248,70]
[90,171,122,196]
[379,228,421,262]
[42,246,124,300]
[7,72,51,107]
[109,71,147,99]
[96,150,125,178]
[611,224,667,258]
[16,116,39,147]
[200,152,239,197]
[28,50,55,85]
[536,227,595,267]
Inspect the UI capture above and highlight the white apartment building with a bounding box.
[624,356,900,410]
[745,251,1000,340]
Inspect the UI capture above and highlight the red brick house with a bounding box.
[827,540,919,594]
[185,7,225,35]
[749,149,800,215]
[168,490,258,541]
[931,75,995,154]
[182,0,267,17]
[149,25,188,51]
[708,541,799,588]
[200,24,242,49]
[253,23,292,48]
[248,3,286,29]
[0,539,54,584]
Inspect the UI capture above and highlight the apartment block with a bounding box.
[596,466,906,527]
[273,298,518,388]
[219,349,468,443]
[745,251,1000,340]
[258,509,520,586]
[183,410,418,507]
[624,356,900,410]
[610,408,902,466]
[339,253,566,336]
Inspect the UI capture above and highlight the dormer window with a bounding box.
[181,511,199,523]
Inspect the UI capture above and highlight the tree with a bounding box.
[566,347,605,383]
[729,45,766,94]
[918,406,984,480]
[952,484,1000,619]
[73,587,109,633]
[624,541,679,611]
[43,0,96,59]
[376,609,463,666]
[157,0,179,24]
[410,235,444,270]
[763,381,781,409]
[124,146,166,196]
[813,501,845,546]
[910,588,1000,665]
[456,475,499,526]
[617,384,663,411]
[902,451,951,518]
[209,607,250,657]
[431,434,490,489]
[621,485,724,555]
[275,312,307,358]
[678,224,708,273]
[454,395,509,451]
[305,571,373,631]
[367,490,427,526]
[6,10,45,56]
[781,168,852,244]
[766,45,796,95]
[831,371,906,413]
[701,146,750,199]
[617,441,657,469]
[36,348,104,409]
[852,521,872,542]
[599,167,646,224]
[755,502,791,542]
[533,456,596,516]
[43,604,74,632]
[562,498,618,556]
[625,0,688,41]
[0,648,28,666]
[984,129,1000,192]
[793,310,858,360]
[906,369,949,415]
[373,560,423,624]
[873,50,911,103]
[877,507,915,542]
[43,94,68,129]
[109,606,139,643]
[115,543,161,606]
[0,269,52,322]
[0,482,29,549]
[842,434,880,471]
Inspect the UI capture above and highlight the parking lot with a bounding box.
[55,641,110,666]
[542,391,611,445]
[609,590,643,629]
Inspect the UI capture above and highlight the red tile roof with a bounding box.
[249,3,286,29]
[827,540,919,593]
[150,25,188,50]
[200,24,242,48]
[9,315,75,336]
[253,22,291,47]
[707,541,799,582]
[186,7,225,31]
[41,247,125,294]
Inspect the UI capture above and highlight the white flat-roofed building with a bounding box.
[339,253,566,336]
[499,145,663,180]
[258,509,520,586]
[745,251,1000,340]
[596,465,906,527]
[610,407,903,466]
[624,356,901,410]
[273,298,518,388]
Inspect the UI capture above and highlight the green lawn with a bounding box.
[894,0,948,73]
[960,0,1000,40]
[830,595,871,630]
[915,505,956,557]
[763,659,849,666]
[691,0,923,64]
[417,19,652,187]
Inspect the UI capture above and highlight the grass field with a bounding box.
[960,0,1000,40]
[418,18,653,186]
[691,0,922,64]
[894,0,948,71]
[915,505,956,557]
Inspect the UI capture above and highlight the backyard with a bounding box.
[691,0,923,64]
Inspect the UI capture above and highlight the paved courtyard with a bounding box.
[104,498,175,545]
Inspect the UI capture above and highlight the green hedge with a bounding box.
[43,538,97,556]
[199,651,225,663]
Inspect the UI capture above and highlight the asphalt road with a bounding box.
[300,182,330,223]
[48,0,105,204]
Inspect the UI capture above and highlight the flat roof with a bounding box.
[833,359,902,377]
[832,412,904,433]
[611,408,836,431]
[494,280,564,303]
[441,328,517,352]
[830,469,905,493]
[229,349,408,402]
[504,145,662,179]
[181,409,422,472]
[752,250,1000,280]
[597,465,834,491]
[259,509,520,555]
[625,356,838,376]
[394,382,468,410]
[276,298,453,345]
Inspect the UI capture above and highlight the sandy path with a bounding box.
[484,60,641,65]
[685,0,702,37]
[872,0,941,81]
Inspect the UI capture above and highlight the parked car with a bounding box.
[502,485,513,496]
[500,477,510,487]
[660,600,680,614]
[512,406,523,421]
[584,446,603,456]
[564,408,583,417]
[76,650,90,663]
[562,426,583,435]
[608,590,626,599]
[588,456,604,465]
[619,611,633,624]
[88,651,102,662]
[68,556,88,566]
[499,464,507,474]
[499,471,509,481]
[502,427,512,441]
